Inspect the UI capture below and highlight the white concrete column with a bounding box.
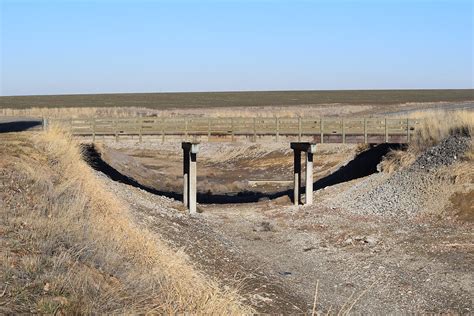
[305,151,314,205]
[305,144,316,205]
[183,147,190,208]
[182,142,199,214]
[189,152,197,213]
[293,149,301,205]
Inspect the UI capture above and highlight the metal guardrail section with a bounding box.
[53,117,422,143]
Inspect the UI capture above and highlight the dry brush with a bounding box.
[0,126,252,314]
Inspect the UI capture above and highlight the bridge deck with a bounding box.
[54,116,421,144]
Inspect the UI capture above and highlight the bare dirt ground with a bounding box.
[103,175,473,313]
[102,177,307,314]
[89,131,473,313]
[200,199,473,313]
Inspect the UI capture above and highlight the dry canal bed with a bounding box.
[88,139,473,313]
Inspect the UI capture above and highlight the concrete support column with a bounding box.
[293,149,301,205]
[189,151,197,213]
[305,151,314,205]
[291,142,316,206]
[183,147,190,208]
[182,142,199,214]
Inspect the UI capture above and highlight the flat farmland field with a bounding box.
[1,89,473,109]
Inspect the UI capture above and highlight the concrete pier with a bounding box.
[291,142,316,205]
[182,142,199,213]
[293,149,301,205]
[305,149,314,205]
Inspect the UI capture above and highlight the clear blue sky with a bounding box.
[0,0,472,96]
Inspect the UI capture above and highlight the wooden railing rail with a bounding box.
[51,116,422,144]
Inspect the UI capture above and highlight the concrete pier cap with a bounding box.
[290,142,317,153]
[182,142,200,153]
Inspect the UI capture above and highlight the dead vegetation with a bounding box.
[377,110,473,221]
[0,104,373,119]
[409,109,473,152]
[381,110,473,173]
[0,126,251,314]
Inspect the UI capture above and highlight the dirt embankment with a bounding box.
[82,131,473,314]
[0,131,254,314]
[329,134,473,217]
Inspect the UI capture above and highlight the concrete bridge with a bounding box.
[55,116,420,213]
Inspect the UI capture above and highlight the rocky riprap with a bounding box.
[329,134,471,217]
[411,134,471,171]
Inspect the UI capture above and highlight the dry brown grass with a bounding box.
[379,149,417,174]
[380,110,473,173]
[0,106,153,118]
[0,104,374,119]
[0,126,252,314]
[408,109,473,152]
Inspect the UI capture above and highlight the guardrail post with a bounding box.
[320,118,324,144]
[92,118,96,142]
[231,118,234,142]
[298,117,302,142]
[406,118,410,143]
[185,118,189,140]
[161,117,165,143]
[114,119,119,142]
[341,118,345,144]
[208,118,211,139]
[364,118,368,143]
[275,117,279,142]
[253,118,257,142]
[137,117,141,143]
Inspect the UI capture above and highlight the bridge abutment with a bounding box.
[182,142,199,214]
[291,142,316,205]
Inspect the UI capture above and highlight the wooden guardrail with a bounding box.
[52,117,422,144]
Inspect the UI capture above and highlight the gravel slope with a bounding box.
[329,135,471,217]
